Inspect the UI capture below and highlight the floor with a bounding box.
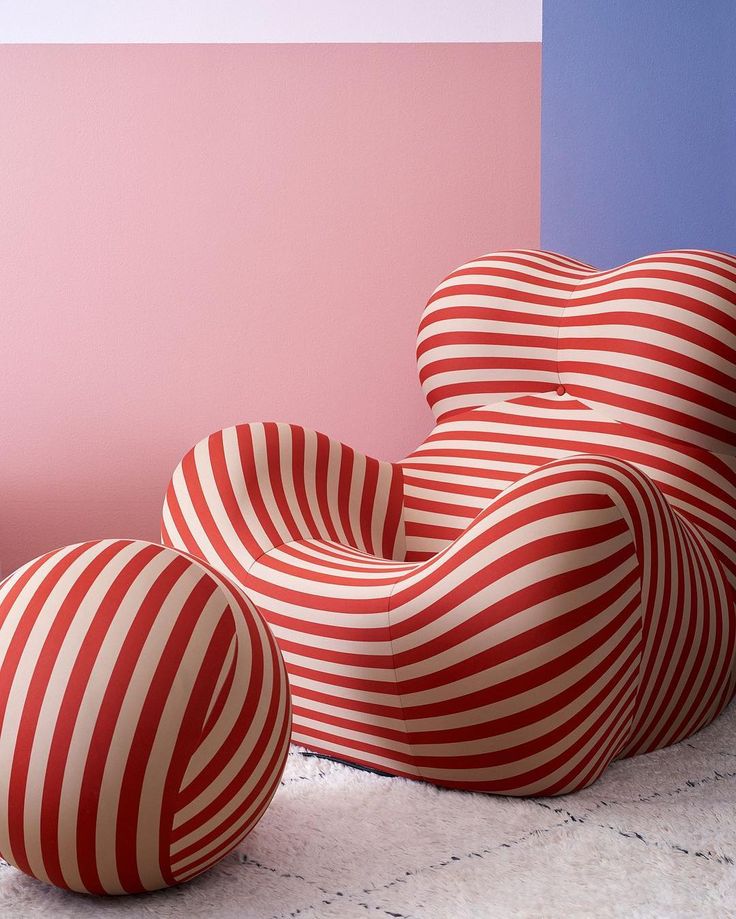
[1,703,735,918]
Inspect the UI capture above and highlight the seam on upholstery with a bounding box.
[389,459,408,563]
[549,261,736,464]
[594,456,735,753]
[513,455,648,758]
[386,569,423,781]
[246,537,415,573]
[603,475,648,756]
[553,257,589,389]
[250,531,421,778]
[668,507,736,658]
[561,397,736,464]
[245,537,310,575]
[418,392,734,470]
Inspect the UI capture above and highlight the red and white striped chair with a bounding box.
[162,249,736,796]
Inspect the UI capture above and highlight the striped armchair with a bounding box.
[163,249,736,795]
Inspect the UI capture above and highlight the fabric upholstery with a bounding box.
[162,248,736,795]
[0,540,291,893]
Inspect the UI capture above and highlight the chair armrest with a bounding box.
[162,422,405,575]
[391,452,734,777]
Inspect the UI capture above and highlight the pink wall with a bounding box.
[0,43,540,573]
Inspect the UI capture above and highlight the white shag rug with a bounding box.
[2,704,735,919]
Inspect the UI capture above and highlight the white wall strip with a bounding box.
[0,0,542,43]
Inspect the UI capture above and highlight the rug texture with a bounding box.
[1,703,735,918]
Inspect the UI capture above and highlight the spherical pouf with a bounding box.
[0,539,291,895]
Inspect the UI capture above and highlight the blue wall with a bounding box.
[541,1,736,268]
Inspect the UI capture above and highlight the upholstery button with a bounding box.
[556,385,566,396]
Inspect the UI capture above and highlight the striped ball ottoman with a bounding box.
[0,540,291,894]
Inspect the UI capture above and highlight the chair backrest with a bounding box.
[402,249,736,575]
